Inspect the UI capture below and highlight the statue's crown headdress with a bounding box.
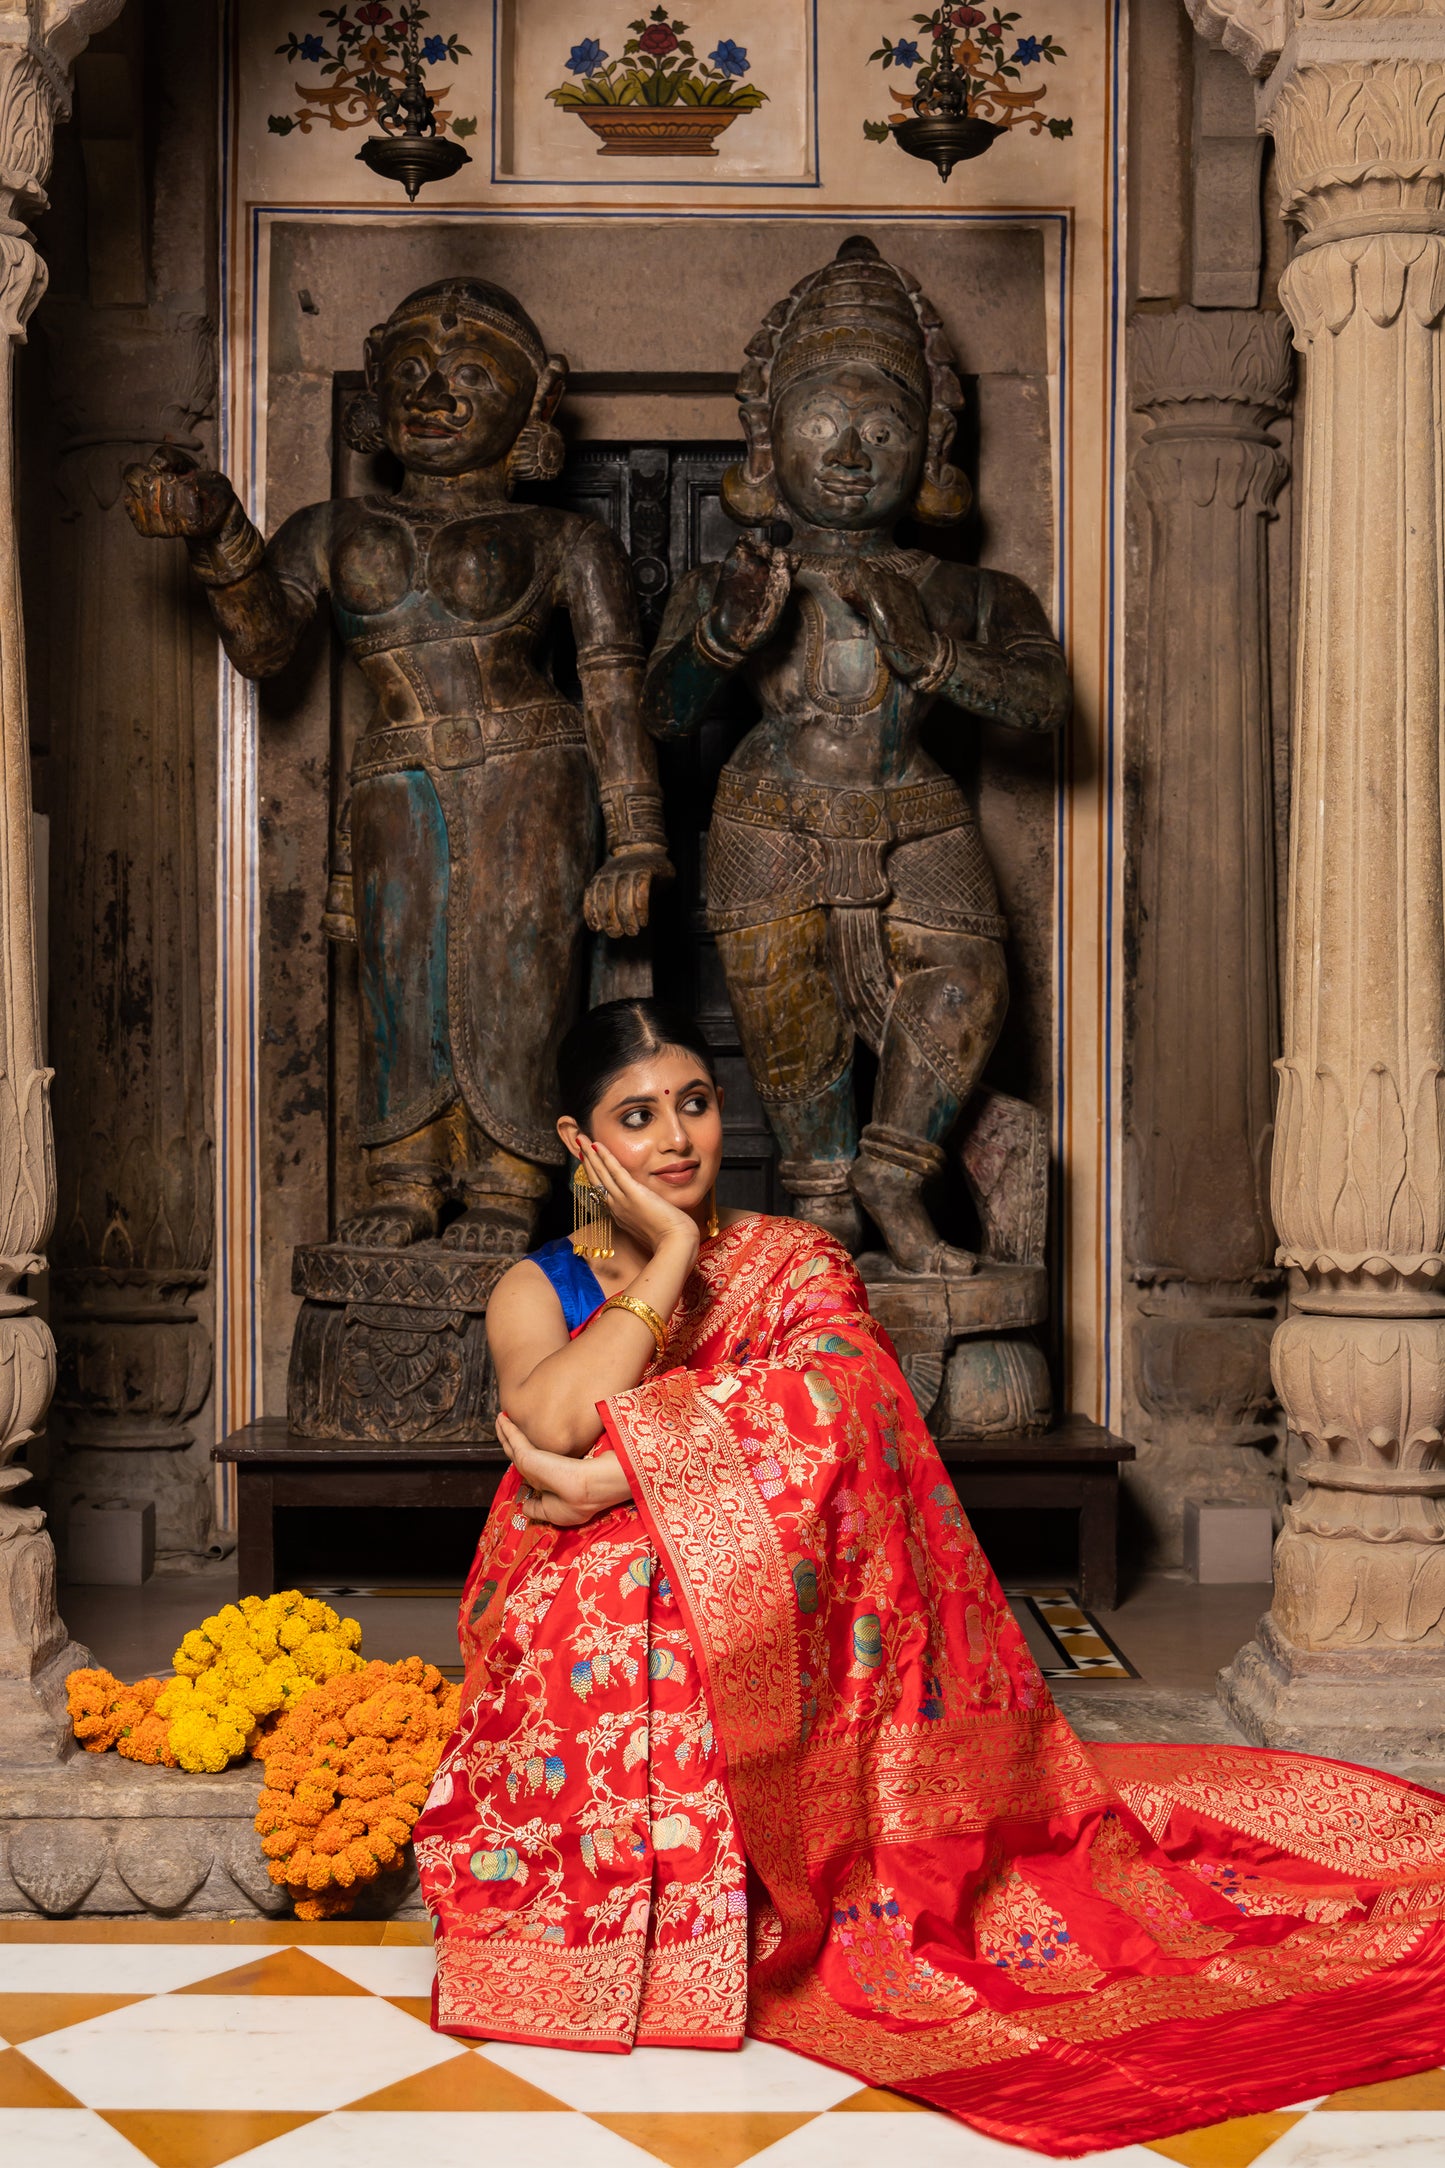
[725,236,969,528]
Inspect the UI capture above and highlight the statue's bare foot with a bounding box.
[441,1207,530,1257]
[791,1191,865,1251]
[849,1151,978,1280]
[335,1196,441,1248]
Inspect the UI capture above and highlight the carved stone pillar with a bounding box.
[47,316,215,1562]
[1126,307,1292,1544]
[0,0,129,1762]
[1189,4,1445,1758]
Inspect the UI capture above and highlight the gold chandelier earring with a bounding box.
[706,1183,720,1239]
[571,1155,615,1261]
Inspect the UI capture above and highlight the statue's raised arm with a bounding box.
[125,447,330,680]
[125,278,673,1260]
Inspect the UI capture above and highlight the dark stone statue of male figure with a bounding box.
[126,277,672,1258]
[644,237,1069,1277]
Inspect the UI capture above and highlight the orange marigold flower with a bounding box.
[253,1654,454,1916]
[118,1709,177,1767]
[66,1668,128,1751]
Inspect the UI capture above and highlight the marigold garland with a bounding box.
[254,1657,461,1920]
[65,1669,177,1766]
[65,1591,365,1774]
[63,1602,458,1919]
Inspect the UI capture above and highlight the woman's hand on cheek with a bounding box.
[579,1137,700,1261]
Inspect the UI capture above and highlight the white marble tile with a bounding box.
[479,2034,864,2112]
[0,1942,283,1994]
[749,2116,1161,2167]
[21,1992,463,2112]
[224,2110,657,2165]
[297,1943,437,1997]
[0,2109,153,2164]
[1250,2113,1445,2166]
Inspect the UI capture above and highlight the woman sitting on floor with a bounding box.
[414,996,1445,2159]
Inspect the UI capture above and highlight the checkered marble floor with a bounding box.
[0,1923,1440,2167]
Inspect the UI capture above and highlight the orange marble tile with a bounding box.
[0,1990,147,2043]
[1320,2067,1445,2109]
[100,2110,321,2168]
[385,1995,436,2025]
[589,2112,820,2168]
[343,2053,568,2111]
[832,2085,934,2112]
[172,1948,370,1997]
[1147,2112,1305,2168]
[0,2043,83,2106]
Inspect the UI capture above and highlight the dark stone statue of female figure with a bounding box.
[643,237,1069,1276]
[126,278,672,1258]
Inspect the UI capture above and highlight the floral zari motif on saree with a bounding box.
[415,1215,1445,2152]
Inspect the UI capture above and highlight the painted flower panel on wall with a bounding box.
[497,0,814,186]
[546,5,769,158]
[269,3,478,140]
[863,6,1072,146]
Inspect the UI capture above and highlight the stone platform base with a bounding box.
[858,1255,1051,1435]
[1218,1613,1445,1767]
[288,1241,508,1442]
[0,1755,424,1919]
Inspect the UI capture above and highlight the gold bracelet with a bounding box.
[602,1292,668,1356]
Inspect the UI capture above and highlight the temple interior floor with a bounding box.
[59,1561,1274,1693]
[15,1566,1443,2164]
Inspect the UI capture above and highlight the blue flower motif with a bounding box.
[567,36,607,74]
[1012,35,1042,63]
[299,32,325,60]
[708,38,750,77]
[893,36,921,66]
[422,34,446,63]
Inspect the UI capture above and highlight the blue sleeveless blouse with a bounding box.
[530,1236,606,1333]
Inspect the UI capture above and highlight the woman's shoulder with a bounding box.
[488,1250,562,1321]
[716,1210,865,1282]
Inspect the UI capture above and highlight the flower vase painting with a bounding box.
[500,0,816,185]
[547,7,768,157]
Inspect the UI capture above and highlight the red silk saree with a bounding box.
[415,1214,1445,2156]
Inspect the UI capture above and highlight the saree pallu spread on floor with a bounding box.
[415,1216,1445,2156]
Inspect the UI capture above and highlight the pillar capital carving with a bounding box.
[1185,1,1293,80]
[1133,308,1294,500]
[1271,56,1445,255]
[1134,302,1295,406]
[0,1,125,340]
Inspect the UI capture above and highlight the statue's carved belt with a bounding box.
[714,767,967,843]
[707,767,1004,940]
[352,703,586,779]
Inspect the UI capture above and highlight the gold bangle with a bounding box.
[602,1292,668,1356]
